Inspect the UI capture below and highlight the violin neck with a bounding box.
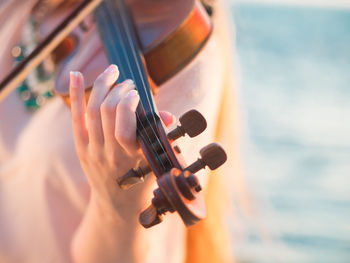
[95,0,157,119]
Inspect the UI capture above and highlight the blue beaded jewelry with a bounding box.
[12,18,56,111]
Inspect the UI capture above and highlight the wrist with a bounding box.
[72,192,148,263]
[89,191,140,227]
[87,173,157,224]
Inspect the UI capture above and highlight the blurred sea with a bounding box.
[231,2,350,263]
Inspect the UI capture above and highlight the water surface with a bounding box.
[232,3,350,262]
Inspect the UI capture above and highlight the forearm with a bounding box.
[71,194,148,263]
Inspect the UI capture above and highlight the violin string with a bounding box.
[116,1,159,125]
[113,0,173,167]
[100,2,165,168]
[97,5,156,154]
[96,7,155,146]
[115,0,173,164]
[112,1,159,128]
[99,1,170,170]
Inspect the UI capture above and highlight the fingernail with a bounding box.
[123,79,134,86]
[162,111,175,125]
[126,90,139,109]
[126,89,138,98]
[104,64,118,74]
[70,71,81,87]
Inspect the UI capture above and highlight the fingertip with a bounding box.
[125,89,138,98]
[159,111,175,127]
[97,65,119,87]
[104,64,119,74]
[124,89,139,110]
[104,64,119,81]
[70,71,83,88]
[118,79,135,91]
[123,79,134,86]
[115,89,139,154]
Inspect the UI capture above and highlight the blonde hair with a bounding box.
[184,2,246,262]
[184,61,236,263]
[185,171,233,263]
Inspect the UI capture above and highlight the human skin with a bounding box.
[66,2,206,261]
[69,66,175,263]
[0,1,191,262]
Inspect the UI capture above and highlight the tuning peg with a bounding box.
[118,150,174,190]
[186,143,227,173]
[167,109,207,141]
[117,165,151,190]
[139,204,163,228]
[139,186,174,228]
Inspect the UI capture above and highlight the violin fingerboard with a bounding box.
[94,0,156,117]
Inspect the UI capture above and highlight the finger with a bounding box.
[100,79,135,145]
[70,71,88,148]
[115,90,140,155]
[86,64,119,146]
[159,111,175,127]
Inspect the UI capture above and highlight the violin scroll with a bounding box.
[117,107,227,228]
[139,142,227,228]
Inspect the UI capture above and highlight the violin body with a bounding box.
[129,0,212,85]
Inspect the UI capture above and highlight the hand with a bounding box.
[69,64,174,218]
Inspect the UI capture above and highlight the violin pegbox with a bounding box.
[139,143,227,228]
[117,109,227,228]
[118,110,208,189]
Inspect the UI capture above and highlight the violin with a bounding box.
[0,0,227,228]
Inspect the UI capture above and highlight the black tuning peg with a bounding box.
[118,153,170,190]
[139,185,174,228]
[139,204,163,228]
[117,165,151,190]
[167,109,207,141]
[186,143,227,173]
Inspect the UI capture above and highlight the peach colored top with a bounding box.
[0,5,227,263]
